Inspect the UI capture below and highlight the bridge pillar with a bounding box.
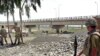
[81,25,83,29]
[28,27,32,33]
[37,25,40,30]
[52,25,65,34]
[24,25,36,33]
[49,25,53,32]
[66,25,69,29]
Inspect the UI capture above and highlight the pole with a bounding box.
[74,35,78,56]
[95,1,98,15]
[54,8,57,18]
[58,4,61,20]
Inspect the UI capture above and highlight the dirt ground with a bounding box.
[0,33,74,56]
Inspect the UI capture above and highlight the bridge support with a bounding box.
[66,25,69,29]
[28,27,32,33]
[52,25,65,34]
[24,25,36,33]
[81,25,83,29]
[37,25,40,30]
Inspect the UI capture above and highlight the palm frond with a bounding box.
[14,0,22,8]
[36,0,41,7]
[25,4,30,18]
[25,0,28,3]
[31,3,37,12]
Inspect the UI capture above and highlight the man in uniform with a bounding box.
[14,22,23,45]
[78,18,100,56]
[0,25,8,45]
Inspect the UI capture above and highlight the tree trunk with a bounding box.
[12,13,15,23]
[7,10,13,44]
[28,27,32,33]
[19,9,23,43]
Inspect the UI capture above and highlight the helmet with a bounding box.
[85,18,97,26]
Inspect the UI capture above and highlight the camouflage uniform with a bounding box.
[83,31,100,56]
[83,18,100,56]
[14,23,23,45]
[0,35,3,45]
[0,26,8,45]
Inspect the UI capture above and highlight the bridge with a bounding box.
[0,15,98,33]
[0,16,93,25]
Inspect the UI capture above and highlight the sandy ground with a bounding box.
[0,32,87,56]
[2,34,36,44]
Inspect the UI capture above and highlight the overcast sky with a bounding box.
[0,0,99,21]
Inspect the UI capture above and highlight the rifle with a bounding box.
[74,35,78,56]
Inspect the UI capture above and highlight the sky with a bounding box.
[0,0,100,21]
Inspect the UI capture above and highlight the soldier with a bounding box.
[78,18,100,56]
[14,22,23,45]
[0,25,8,45]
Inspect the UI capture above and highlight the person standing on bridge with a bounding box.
[13,22,23,45]
[78,18,100,56]
[0,25,8,45]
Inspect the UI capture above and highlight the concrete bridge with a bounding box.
[0,16,95,33]
[0,16,93,25]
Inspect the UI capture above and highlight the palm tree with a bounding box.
[10,0,15,23]
[14,0,41,43]
[0,0,41,44]
[0,0,14,44]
